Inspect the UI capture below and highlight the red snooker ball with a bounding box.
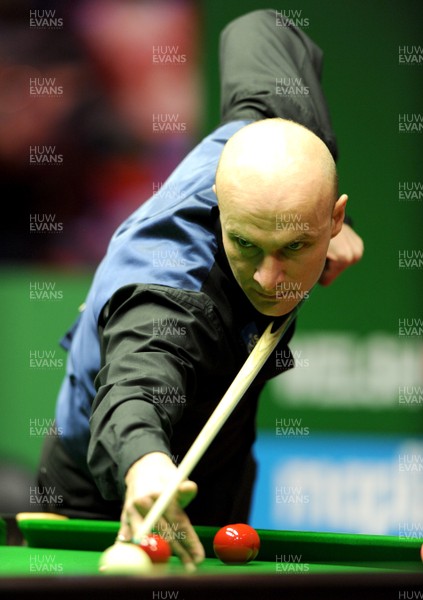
[213,523,260,564]
[139,533,171,563]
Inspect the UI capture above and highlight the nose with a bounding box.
[253,255,285,292]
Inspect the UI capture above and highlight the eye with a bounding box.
[235,236,255,249]
[286,241,305,251]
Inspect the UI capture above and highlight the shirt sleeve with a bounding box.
[87,283,225,500]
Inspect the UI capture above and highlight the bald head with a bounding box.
[214,118,347,317]
[215,118,338,215]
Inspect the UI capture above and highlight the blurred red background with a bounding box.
[0,0,202,266]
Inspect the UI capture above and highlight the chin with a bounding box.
[251,298,296,318]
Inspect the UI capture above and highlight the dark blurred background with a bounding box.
[0,0,422,536]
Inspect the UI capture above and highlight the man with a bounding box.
[37,9,363,569]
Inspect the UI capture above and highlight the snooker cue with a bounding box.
[128,297,306,544]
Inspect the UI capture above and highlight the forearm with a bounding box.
[87,283,223,500]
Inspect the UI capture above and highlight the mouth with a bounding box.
[253,290,277,301]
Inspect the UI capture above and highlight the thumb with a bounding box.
[177,479,198,509]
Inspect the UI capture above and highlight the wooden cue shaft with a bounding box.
[133,300,304,542]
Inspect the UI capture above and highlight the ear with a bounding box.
[331,194,348,238]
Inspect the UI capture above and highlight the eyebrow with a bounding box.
[227,228,317,246]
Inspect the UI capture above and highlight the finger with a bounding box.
[116,523,132,543]
[161,514,205,567]
[161,500,205,565]
[328,224,364,264]
[327,246,361,265]
[126,479,203,565]
[129,495,204,566]
[170,534,205,569]
[161,527,201,570]
[129,495,156,541]
[143,512,195,567]
[117,507,137,542]
[319,259,345,286]
[177,479,198,509]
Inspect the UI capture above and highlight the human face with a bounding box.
[220,195,337,317]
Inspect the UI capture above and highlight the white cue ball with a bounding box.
[99,542,153,575]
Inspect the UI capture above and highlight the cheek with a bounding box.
[292,246,327,280]
[226,253,248,280]
[301,246,329,280]
[222,238,248,278]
